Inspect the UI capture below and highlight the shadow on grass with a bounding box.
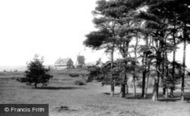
[124,93,154,100]
[103,92,110,95]
[185,97,190,103]
[159,97,190,103]
[103,92,190,102]
[103,92,133,96]
[103,92,147,99]
[35,86,84,90]
[103,92,123,96]
[158,97,180,102]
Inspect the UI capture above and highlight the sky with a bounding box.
[0,0,190,69]
[0,0,107,67]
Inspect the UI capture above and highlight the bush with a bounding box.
[69,73,79,77]
[87,65,101,82]
[74,80,85,85]
[16,77,28,83]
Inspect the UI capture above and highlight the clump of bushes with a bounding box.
[86,65,101,82]
[74,80,85,85]
[69,73,79,77]
[16,77,28,83]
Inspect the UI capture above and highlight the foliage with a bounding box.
[22,55,53,88]
[74,80,86,86]
[69,73,80,77]
[85,0,190,101]
[86,65,102,82]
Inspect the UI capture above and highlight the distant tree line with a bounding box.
[84,0,190,101]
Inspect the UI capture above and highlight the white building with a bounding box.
[55,58,74,69]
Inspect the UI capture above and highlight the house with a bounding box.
[55,58,74,69]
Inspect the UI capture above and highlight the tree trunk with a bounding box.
[152,79,158,101]
[142,70,146,97]
[165,88,168,98]
[144,60,150,98]
[170,89,174,98]
[171,37,176,98]
[156,51,161,99]
[120,83,125,97]
[110,49,115,97]
[165,52,169,98]
[152,50,161,101]
[144,75,149,98]
[133,37,139,97]
[163,87,166,97]
[157,63,160,97]
[161,51,166,97]
[144,51,151,98]
[120,72,127,98]
[133,75,136,97]
[34,83,38,88]
[181,27,186,101]
[110,83,115,97]
[141,51,147,98]
[120,42,129,98]
[126,79,129,94]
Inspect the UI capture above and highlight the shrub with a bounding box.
[21,55,53,88]
[69,73,79,77]
[74,80,85,85]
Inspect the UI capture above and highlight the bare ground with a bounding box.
[0,75,190,116]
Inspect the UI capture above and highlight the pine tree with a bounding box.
[23,55,53,88]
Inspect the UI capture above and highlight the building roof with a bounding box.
[55,58,72,65]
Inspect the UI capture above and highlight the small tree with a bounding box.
[24,55,53,88]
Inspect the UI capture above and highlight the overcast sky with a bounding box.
[0,0,189,68]
[0,0,108,66]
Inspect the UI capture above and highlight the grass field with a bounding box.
[0,69,190,116]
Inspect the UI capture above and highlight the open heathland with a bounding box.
[0,70,190,116]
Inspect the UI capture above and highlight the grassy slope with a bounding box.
[0,70,190,116]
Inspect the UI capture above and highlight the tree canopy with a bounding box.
[84,0,190,101]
